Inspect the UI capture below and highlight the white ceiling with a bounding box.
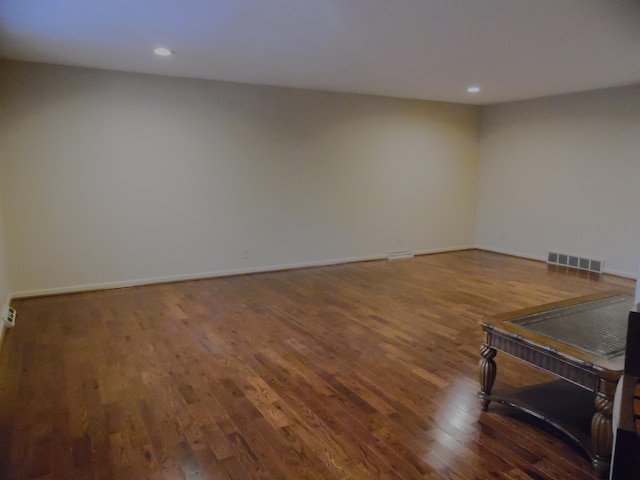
[1,0,639,104]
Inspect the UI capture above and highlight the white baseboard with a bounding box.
[603,268,637,280]
[17,244,633,299]
[11,255,379,298]
[414,245,476,256]
[11,245,476,299]
[476,245,637,280]
[474,245,547,262]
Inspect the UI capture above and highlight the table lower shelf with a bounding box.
[479,379,595,460]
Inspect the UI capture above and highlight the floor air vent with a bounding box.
[547,252,603,274]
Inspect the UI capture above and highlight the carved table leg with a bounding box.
[478,345,497,411]
[591,391,614,478]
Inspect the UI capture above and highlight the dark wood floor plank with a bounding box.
[0,250,633,479]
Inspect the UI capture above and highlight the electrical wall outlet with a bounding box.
[1,304,16,328]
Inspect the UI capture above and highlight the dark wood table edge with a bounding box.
[477,290,634,478]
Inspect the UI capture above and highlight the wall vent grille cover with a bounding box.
[547,252,604,274]
[387,250,414,260]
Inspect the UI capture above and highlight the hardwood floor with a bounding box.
[0,250,635,480]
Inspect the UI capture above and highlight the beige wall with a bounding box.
[0,190,9,306]
[0,193,7,341]
[476,84,640,277]
[0,61,480,295]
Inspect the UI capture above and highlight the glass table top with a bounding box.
[508,294,635,359]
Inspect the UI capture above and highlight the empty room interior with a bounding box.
[0,1,639,479]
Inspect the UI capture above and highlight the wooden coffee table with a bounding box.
[478,290,635,478]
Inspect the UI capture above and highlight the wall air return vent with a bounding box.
[387,250,414,260]
[547,252,604,274]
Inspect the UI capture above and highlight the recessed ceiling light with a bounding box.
[154,47,172,56]
[467,86,481,94]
